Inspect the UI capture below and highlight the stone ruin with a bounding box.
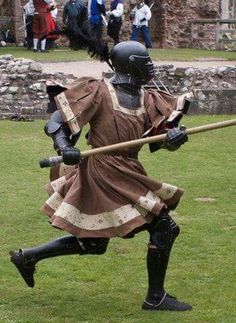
[0,54,235,120]
[1,0,236,49]
[0,54,76,119]
[154,64,236,114]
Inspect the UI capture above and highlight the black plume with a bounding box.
[41,20,113,69]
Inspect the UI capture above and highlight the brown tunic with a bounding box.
[41,77,187,238]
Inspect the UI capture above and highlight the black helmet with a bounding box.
[110,41,155,85]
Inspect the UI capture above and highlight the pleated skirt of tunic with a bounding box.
[41,154,184,238]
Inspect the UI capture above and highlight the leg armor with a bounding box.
[10,236,109,288]
[148,210,180,251]
[142,210,192,311]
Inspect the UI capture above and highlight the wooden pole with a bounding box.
[39,119,236,168]
[81,119,236,158]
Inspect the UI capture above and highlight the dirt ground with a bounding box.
[41,59,236,78]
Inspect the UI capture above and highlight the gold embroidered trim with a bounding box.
[55,202,142,230]
[155,183,178,200]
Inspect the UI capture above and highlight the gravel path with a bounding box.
[41,59,236,78]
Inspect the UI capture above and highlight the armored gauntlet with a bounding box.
[45,110,81,165]
[163,126,188,151]
[61,147,81,165]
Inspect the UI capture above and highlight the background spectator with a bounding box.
[63,0,86,48]
[107,0,124,46]
[32,0,56,52]
[63,0,80,35]
[130,0,152,48]
[87,0,106,40]
[23,0,35,50]
[46,0,59,50]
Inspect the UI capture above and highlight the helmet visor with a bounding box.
[129,55,155,84]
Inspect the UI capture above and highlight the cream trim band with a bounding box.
[46,184,178,231]
[56,92,81,134]
[104,78,146,116]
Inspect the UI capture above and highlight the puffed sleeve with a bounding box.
[144,89,192,152]
[144,88,192,134]
[54,77,102,135]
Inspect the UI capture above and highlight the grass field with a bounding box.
[0,46,236,62]
[0,115,236,322]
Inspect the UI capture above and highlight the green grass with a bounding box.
[0,46,236,62]
[0,47,90,62]
[0,115,236,322]
[149,48,236,61]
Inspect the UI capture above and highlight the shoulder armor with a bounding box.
[44,110,65,135]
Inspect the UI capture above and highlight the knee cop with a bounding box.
[148,210,180,251]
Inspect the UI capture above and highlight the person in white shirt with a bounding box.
[23,0,35,49]
[130,0,152,48]
[107,0,124,46]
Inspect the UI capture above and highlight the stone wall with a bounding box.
[0,55,235,119]
[162,0,224,48]
[0,0,12,16]
[154,64,236,114]
[0,54,76,119]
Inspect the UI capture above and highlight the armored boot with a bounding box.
[142,211,192,311]
[10,235,109,288]
[142,246,192,311]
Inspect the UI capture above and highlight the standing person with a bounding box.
[87,0,106,40]
[32,0,55,52]
[107,0,124,46]
[63,0,88,50]
[23,0,35,50]
[63,0,80,34]
[46,0,59,50]
[130,0,152,48]
[10,40,192,312]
